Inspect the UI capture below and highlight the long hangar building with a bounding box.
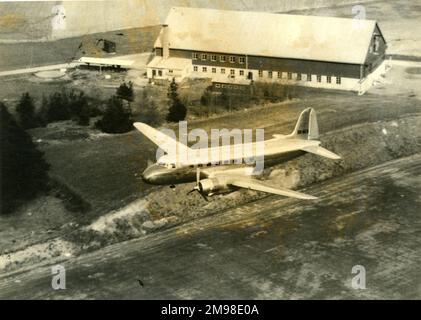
[147,7,387,94]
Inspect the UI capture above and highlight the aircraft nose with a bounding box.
[141,164,159,184]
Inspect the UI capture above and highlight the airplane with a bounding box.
[134,108,341,200]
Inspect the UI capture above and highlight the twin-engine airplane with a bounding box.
[134,108,341,200]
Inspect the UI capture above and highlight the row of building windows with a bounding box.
[193,66,342,84]
[192,53,245,64]
[258,71,341,84]
[194,65,244,75]
[214,83,247,91]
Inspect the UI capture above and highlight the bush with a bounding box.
[166,78,187,122]
[16,92,38,129]
[95,96,133,133]
[0,103,50,214]
[250,82,290,102]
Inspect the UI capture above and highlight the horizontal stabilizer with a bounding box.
[229,178,317,200]
[301,146,341,160]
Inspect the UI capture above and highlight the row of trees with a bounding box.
[199,82,293,115]
[15,90,93,129]
[96,78,188,132]
[14,79,186,134]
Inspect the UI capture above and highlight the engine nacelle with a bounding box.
[198,178,229,196]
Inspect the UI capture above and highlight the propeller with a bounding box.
[187,167,208,201]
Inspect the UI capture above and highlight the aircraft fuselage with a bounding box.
[141,149,305,186]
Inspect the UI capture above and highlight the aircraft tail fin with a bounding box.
[287,108,319,140]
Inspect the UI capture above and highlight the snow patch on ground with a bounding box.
[87,199,150,233]
[0,238,77,272]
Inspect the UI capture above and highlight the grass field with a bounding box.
[0,25,160,71]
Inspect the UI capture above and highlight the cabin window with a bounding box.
[373,35,381,53]
[336,77,342,85]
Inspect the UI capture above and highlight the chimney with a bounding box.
[162,24,169,60]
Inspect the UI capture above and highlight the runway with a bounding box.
[1,154,420,299]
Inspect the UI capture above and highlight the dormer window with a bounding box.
[373,35,381,53]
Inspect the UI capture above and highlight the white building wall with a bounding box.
[147,61,388,93]
[188,65,360,91]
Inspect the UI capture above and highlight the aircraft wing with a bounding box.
[228,178,317,200]
[301,145,341,160]
[133,122,191,155]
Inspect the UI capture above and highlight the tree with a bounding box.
[44,91,71,122]
[95,96,133,133]
[68,91,90,126]
[0,103,50,214]
[219,88,233,111]
[166,78,187,122]
[116,81,134,102]
[16,92,38,129]
[200,86,213,107]
[138,99,162,127]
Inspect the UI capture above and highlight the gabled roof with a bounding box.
[147,56,191,70]
[155,7,382,65]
